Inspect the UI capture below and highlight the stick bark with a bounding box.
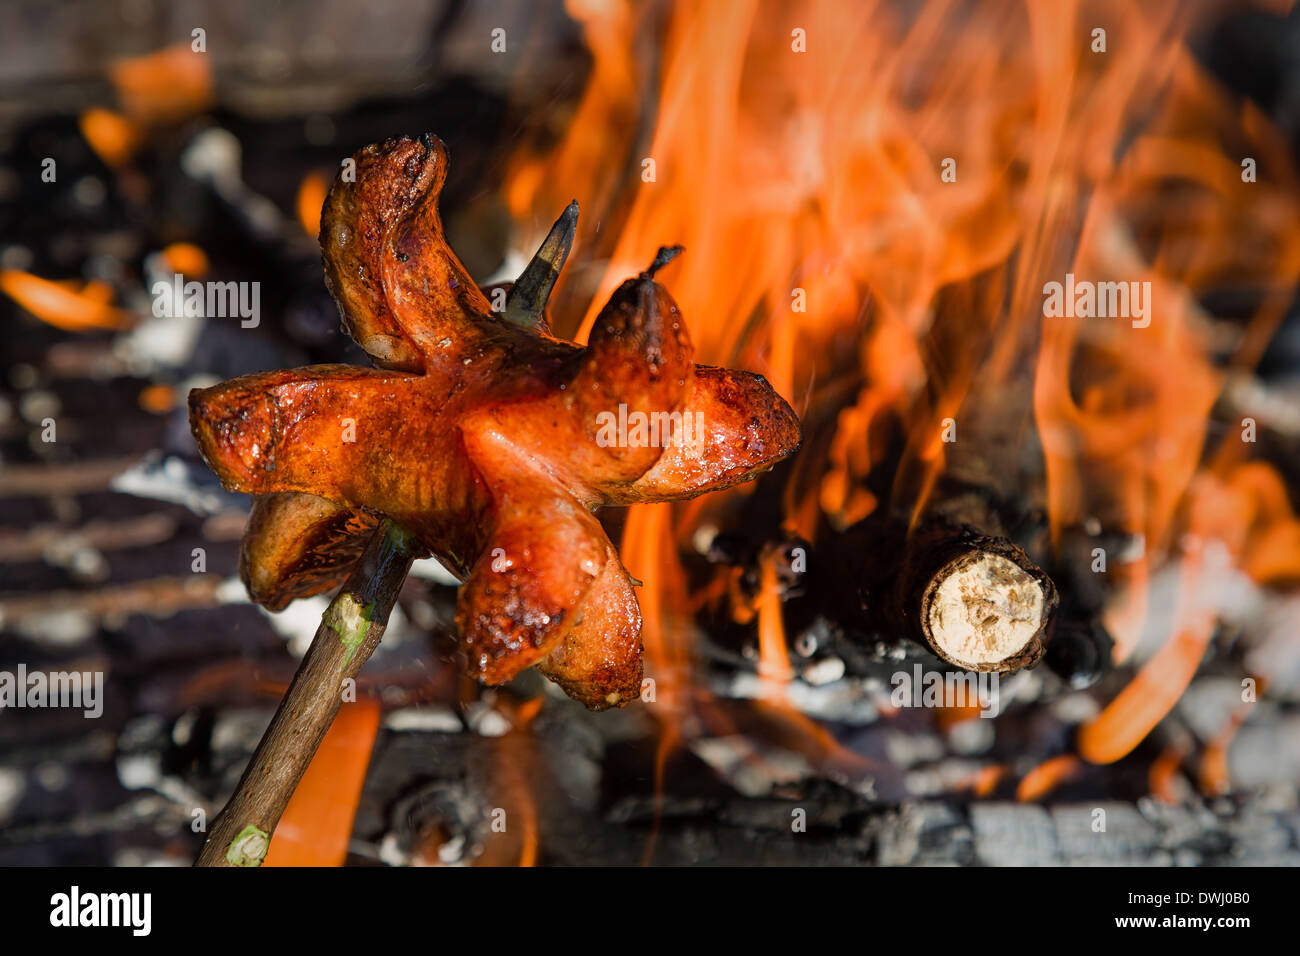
[195,519,415,867]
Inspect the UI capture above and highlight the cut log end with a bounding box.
[924,550,1046,668]
[900,528,1057,673]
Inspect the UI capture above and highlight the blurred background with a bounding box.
[3,0,1300,866]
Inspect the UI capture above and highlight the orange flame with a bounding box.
[0,271,133,332]
[263,699,382,867]
[1080,464,1300,764]
[1148,743,1189,804]
[297,171,330,239]
[509,0,1300,788]
[109,44,213,125]
[1016,754,1083,802]
[478,696,543,867]
[755,552,795,685]
[959,764,1009,798]
[161,242,210,278]
[79,108,143,168]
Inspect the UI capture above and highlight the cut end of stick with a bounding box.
[925,550,1047,669]
[224,824,270,867]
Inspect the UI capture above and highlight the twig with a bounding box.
[0,575,222,624]
[194,518,416,867]
[0,456,140,497]
[0,513,177,562]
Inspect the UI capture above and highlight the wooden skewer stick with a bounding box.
[503,200,578,330]
[195,519,415,867]
[198,189,589,866]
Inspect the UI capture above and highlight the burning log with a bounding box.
[895,514,1056,672]
[881,273,1068,673]
[845,284,1062,673]
[1043,524,1115,688]
[701,482,1058,675]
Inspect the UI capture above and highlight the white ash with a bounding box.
[720,669,880,724]
[110,452,236,516]
[1243,593,1300,700]
[904,758,988,796]
[260,593,330,658]
[1125,544,1256,664]
[946,718,995,755]
[1048,691,1102,724]
[116,251,206,371]
[10,609,95,648]
[0,767,25,825]
[383,707,463,734]
[800,654,844,685]
[1050,803,1160,864]
[971,803,1058,866]
[690,735,812,797]
[1227,717,1300,790]
[883,730,945,768]
[1177,677,1253,742]
[464,701,512,738]
[408,556,460,586]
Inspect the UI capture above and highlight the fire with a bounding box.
[755,549,795,685]
[79,46,211,171]
[1148,743,1189,804]
[960,763,1008,798]
[79,108,143,169]
[264,699,382,867]
[1016,754,1083,802]
[0,271,133,332]
[507,0,1300,800]
[296,171,330,238]
[161,242,210,278]
[109,44,213,125]
[620,502,692,783]
[478,696,543,867]
[1078,462,1300,764]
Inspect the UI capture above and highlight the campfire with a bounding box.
[2,0,1299,870]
